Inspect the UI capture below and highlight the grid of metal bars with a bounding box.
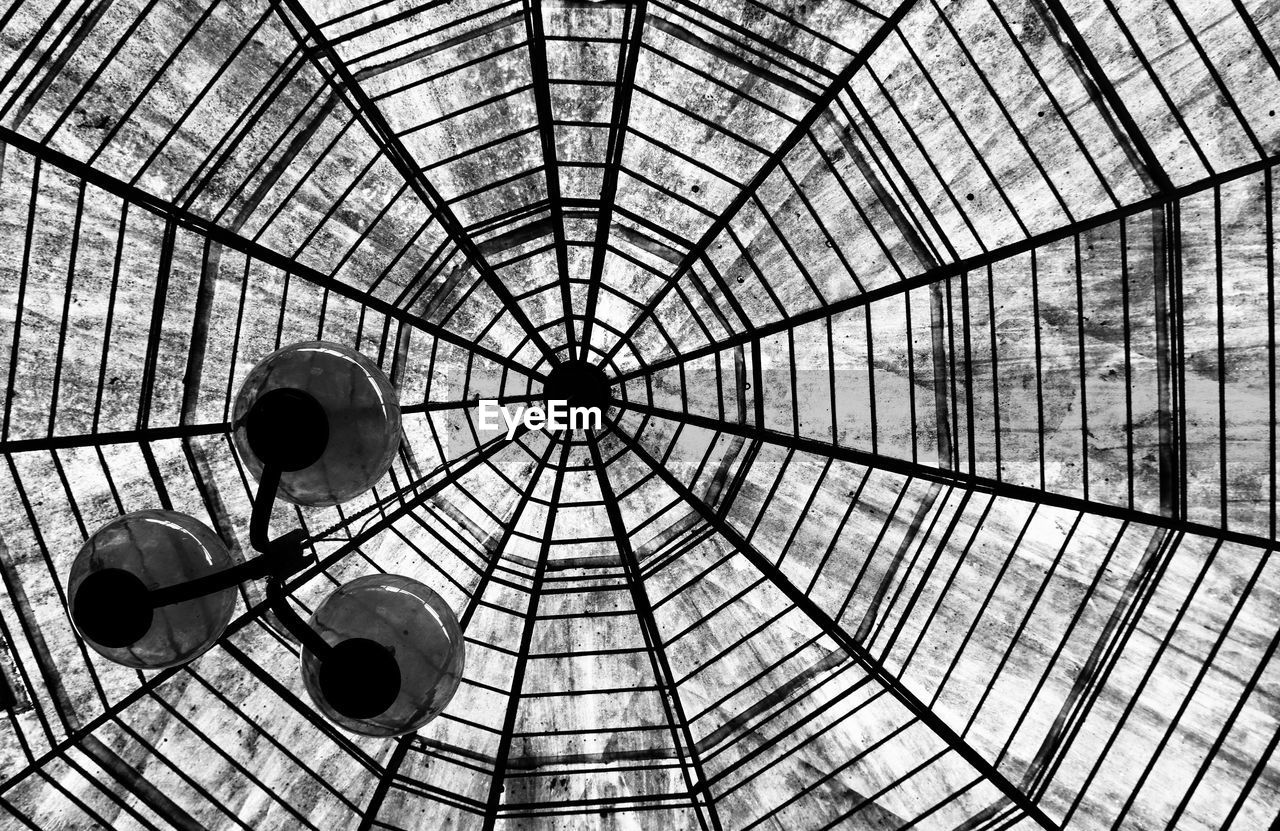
[0,0,1278,828]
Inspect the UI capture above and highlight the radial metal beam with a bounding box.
[579,0,647,360]
[482,437,572,830]
[356,738,413,831]
[0,125,539,380]
[0,398,519,454]
[611,396,1280,552]
[358,438,559,831]
[277,0,563,365]
[402,394,541,414]
[611,149,1280,386]
[0,422,228,454]
[586,432,722,831]
[606,414,1061,831]
[597,0,918,367]
[1032,0,1173,195]
[298,435,521,579]
[523,0,577,356]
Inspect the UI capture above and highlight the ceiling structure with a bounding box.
[0,0,1278,827]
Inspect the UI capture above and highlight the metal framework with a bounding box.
[0,0,1277,828]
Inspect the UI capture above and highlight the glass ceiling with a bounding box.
[0,0,1277,827]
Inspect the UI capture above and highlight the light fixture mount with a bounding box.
[66,341,464,737]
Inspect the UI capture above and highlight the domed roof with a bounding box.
[0,0,1278,827]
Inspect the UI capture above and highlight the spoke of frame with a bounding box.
[585,432,723,831]
[612,149,1280,385]
[613,396,1280,552]
[358,438,560,831]
[277,0,562,365]
[0,397,510,453]
[357,739,413,831]
[458,437,560,633]
[597,0,917,368]
[605,413,1061,831]
[483,436,572,830]
[579,0,647,361]
[1031,0,1184,525]
[298,432,522,580]
[0,124,537,380]
[1033,0,1173,195]
[524,0,576,356]
[0,421,227,454]
[0,396,513,453]
[403,394,542,414]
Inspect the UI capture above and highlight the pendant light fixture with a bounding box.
[65,341,465,737]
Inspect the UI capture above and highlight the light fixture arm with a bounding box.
[136,464,312,610]
[249,464,285,553]
[266,576,332,658]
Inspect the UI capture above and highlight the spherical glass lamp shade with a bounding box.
[67,511,238,669]
[232,341,401,507]
[300,574,465,737]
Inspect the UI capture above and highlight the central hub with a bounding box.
[544,360,610,413]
